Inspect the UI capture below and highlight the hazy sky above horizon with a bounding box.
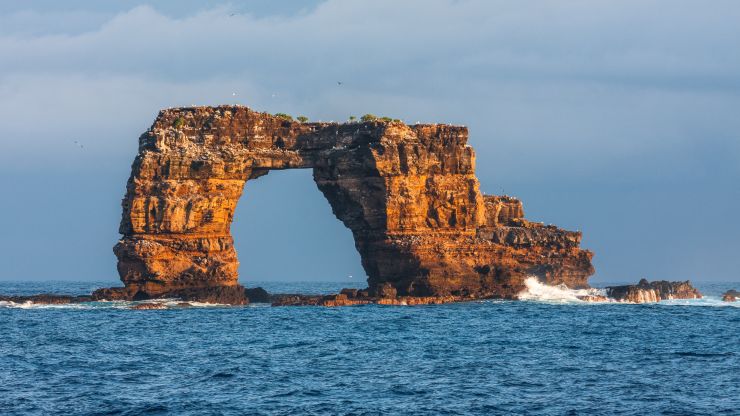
[0,0,738,283]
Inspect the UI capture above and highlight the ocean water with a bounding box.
[0,281,738,415]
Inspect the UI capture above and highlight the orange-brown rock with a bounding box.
[606,279,702,303]
[107,105,595,303]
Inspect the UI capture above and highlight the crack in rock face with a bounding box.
[107,105,595,302]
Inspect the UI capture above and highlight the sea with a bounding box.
[0,280,738,416]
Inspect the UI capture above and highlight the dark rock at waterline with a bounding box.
[371,282,398,298]
[722,289,738,302]
[152,285,249,305]
[130,303,167,310]
[92,284,250,305]
[245,287,271,303]
[606,279,701,303]
[340,288,359,298]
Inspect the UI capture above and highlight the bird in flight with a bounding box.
[73,140,84,149]
[337,81,343,86]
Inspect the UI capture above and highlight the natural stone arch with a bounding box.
[109,106,594,302]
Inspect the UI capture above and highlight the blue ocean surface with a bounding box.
[0,280,738,415]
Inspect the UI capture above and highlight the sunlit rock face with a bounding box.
[112,105,594,300]
[606,279,702,303]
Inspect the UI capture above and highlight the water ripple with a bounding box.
[0,281,738,415]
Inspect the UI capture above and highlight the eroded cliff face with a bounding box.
[107,105,594,301]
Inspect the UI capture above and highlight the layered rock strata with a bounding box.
[98,105,594,303]
[606,279,702,303]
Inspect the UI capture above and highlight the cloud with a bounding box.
[1,1,738,176]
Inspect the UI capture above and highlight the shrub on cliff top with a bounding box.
[361,114,377,122]
[297,115,309,123]
[275,113,293,121]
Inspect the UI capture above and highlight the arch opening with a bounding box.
[232,168,366,284]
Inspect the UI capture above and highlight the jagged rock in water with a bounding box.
[722,290,738,302]
[245,287,271,303]
[108,105,595,303]
[606,279,702,303]
[92,284,248,304]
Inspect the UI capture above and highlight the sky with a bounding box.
[0,0,738,284]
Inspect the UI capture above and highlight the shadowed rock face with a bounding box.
[107,105,594,302]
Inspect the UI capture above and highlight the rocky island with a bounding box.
[97,105,596,304]
[0,106,708,306]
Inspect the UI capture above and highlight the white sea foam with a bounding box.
[518,277,740,307]
[0,299,233,309]
[517,277,611,303]
[0,300,90,309]
[659,297,740,308]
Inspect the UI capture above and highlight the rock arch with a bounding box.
[109,106,594,302]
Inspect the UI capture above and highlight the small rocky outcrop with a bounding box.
[91,285,249,304]
[606,279,702,303]
[722,290,738,302]
[245,287,271,303]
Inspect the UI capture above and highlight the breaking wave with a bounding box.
[517,277,611,303]
[0,299,238,310]
[0,301,92,309]
[659,298,739,308]
[517,277,739,307]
